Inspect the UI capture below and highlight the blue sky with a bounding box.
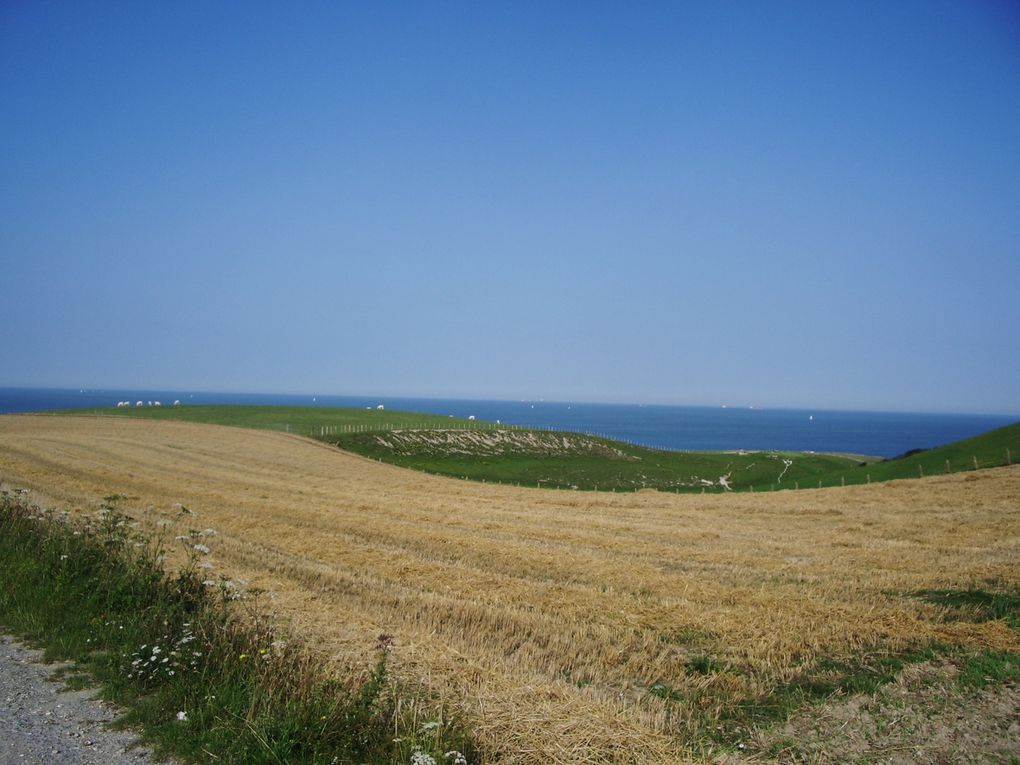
[2,1,1018,413]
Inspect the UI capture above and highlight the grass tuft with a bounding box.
[914,587,1020,629]
[956,650,1020,689]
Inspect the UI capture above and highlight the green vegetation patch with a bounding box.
[956,650,1020,689]
[914,587,1020,629]
[0,491,476,765]
[807,421,1020,489]
[329,429,857,493]
[56,405,861,493]
[53,405,1019,493]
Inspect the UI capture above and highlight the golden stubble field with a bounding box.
[2,414,1018,764]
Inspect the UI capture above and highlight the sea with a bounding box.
[1,387,1016,459]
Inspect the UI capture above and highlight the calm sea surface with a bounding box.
[1,387,1016,458]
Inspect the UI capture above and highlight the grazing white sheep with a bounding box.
[468,415,476,421]
[377,404,384,410]
[136,401,144,407]
[153,401,162,406]
[173,400,181,406]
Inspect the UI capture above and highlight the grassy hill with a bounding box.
[49,404,1018,492]
[327,426,861,492]
[53,403,464,434]
[805,420,1020,488]
[52,404,861,492]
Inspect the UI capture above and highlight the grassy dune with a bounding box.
[2,414,1018,764]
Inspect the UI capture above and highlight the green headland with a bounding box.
[48,405,1019,493]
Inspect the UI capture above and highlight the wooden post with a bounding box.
[818,480,822,489]
[973,455,979,470]
[841,476,845,487]
[794,481,798,490]
[918,464,924,478]
[866,474,870,484]
[945,459,951,473]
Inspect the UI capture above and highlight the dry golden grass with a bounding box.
[2,414,1018,764]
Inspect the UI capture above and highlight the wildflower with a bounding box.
[411,751,437,765]
[192,543,210,554]
[445,753,468,765]
[239,653,249,660]
[176,711,187,722]
[420,721,441,731]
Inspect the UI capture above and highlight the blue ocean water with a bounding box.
[1,387,1016,458]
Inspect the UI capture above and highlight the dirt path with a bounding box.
[0,634,176,765]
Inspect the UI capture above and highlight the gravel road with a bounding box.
[0,634,178,765]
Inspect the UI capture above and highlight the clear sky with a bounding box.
[2,1,1018,413]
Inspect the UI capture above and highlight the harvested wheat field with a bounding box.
[2,414,1019,764]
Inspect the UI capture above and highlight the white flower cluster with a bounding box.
[127,624,201,685]
[410,750,468,765]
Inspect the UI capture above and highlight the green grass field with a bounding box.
[55,403,467,434]
[51,405,1019,492]
[324,427,862,492]
[54,405,865,492]
[805,420,1020,488]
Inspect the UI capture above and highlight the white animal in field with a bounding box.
[136,401,144,407]
[377,404,384,410]
[153,401,162,406]
[173,400,181,406]
[468,415,476,421]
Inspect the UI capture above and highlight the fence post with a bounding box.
[973,455,978,470]
[918,464,924,478]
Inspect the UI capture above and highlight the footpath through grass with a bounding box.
[0,490,476,765]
